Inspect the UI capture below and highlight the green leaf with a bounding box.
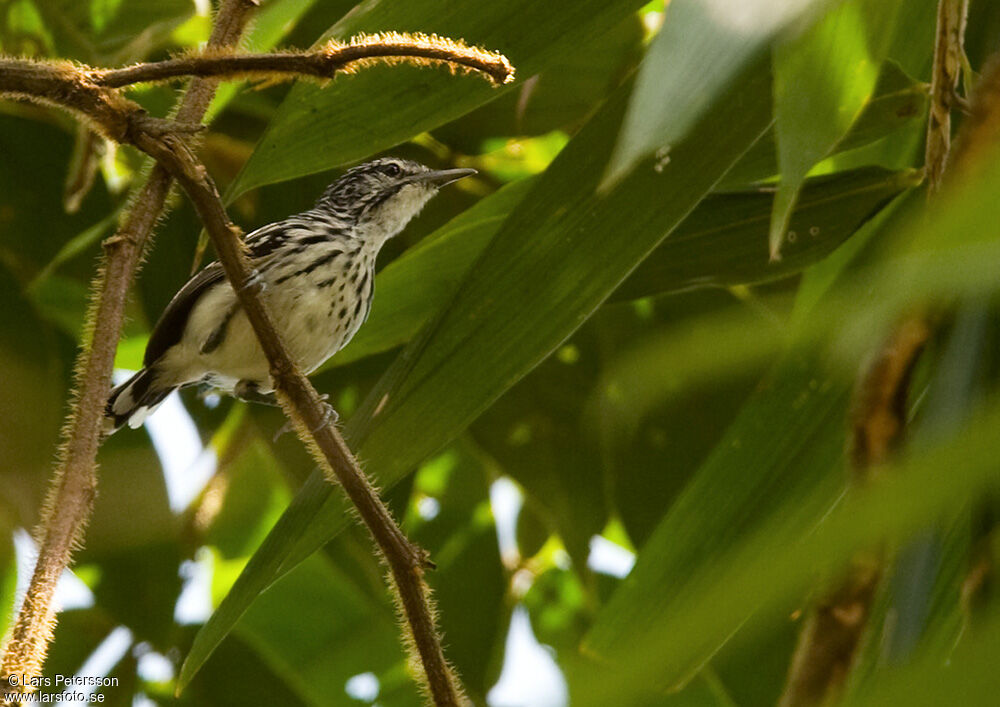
[232,553,403,706]
[180,50,775,688]
[578,398,1000,704]
[335,165,909,372]
[719,60,928,188]
[604,0,832,186]
[842,607,1000,707]
[433,14,645,150]
[229,0,649,196]
[585,345,854,685]
[769,0,904,258]
[612,166,916,302]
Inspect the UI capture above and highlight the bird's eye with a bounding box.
[384,163,402,177]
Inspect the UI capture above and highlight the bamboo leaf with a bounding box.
[180,52,775,690]
[229,0,649,196]
[769,0,904,258]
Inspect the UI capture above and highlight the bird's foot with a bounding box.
[313,394,339,432]
[272,394,338,441]
[240,269,266,294]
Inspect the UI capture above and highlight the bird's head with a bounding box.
[316,158,475,244]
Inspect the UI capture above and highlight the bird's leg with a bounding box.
[234,379,278,407]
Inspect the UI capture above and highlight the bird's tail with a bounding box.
[104,367,175,434]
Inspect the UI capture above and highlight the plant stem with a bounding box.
[0,0,258,695]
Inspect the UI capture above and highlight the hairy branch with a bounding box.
[0,19,511,706]
[0,0,258,696]
[91,32,515,88]
[133,128,464,705]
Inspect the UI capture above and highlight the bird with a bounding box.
[105,157,475,433]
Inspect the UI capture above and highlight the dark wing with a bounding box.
[144,263,225,366]
[142,221,293,366]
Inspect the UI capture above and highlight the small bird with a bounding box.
[106,157,474,433]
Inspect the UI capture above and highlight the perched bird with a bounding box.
[106,157,474,432]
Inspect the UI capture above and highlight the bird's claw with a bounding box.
[272,394,338,441]
[313,395,339,433]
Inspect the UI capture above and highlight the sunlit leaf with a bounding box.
[769,0,904,258]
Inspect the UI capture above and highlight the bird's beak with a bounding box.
[410,168,477,187]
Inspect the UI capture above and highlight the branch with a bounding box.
[779,12,1000,706]
[778,319,931,707]
[0,23,515,705]
[135,130,466,706]
[925,0,969,193]
[91,32,515,88]
[0,0,258,696]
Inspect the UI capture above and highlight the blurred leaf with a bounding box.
[86,430,173,558]
[516,499,550,560]
[407,443,507,699]
[470,325,608,570]
[842,607,1000,707]
[0,531,15,640]
[0,115,114,282]
[433,13,644,150]
[173,627,308,706]
[594,291,776,547]
[604,0,831,186]
[579,396,1000,704]
[233,553,403,706]
[28,209,119,289]
[769,0,903,258]
[585,344,853,684]
[206,437,293,561]
[229,0,649,196]
[205,0,352,121]
[182,43,776,685]
[33,0,193,63]
[0,0,55,55]
[91,543,183,649]
[0,264,66,530]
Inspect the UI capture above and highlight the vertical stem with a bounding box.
[0,0,257,694]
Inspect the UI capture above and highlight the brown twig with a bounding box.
[924,0,969,193]
[0,0,258,696]
[134,129,465,705]
[91,32,515,88]
[779,7,1000,705]
[0,21,513,706]
[778,318,931,707]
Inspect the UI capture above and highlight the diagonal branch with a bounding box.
[134,129,466,705]
[0,0,259,696]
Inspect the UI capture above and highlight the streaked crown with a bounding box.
[314,157,475,243]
